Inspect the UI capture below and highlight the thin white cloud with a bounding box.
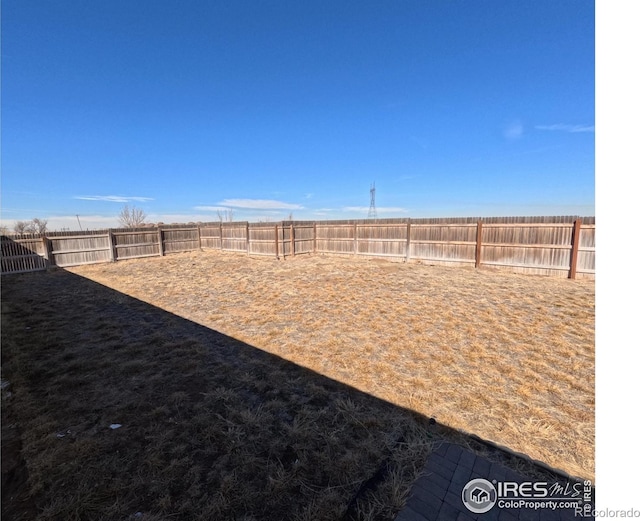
[146,213,223,224]
[535,124,595,133]
[313,209,336,216]
[503,121,524,141]
[75,195,154,203]
[343,206,408,213]
[218,199,304,210]
[194,206,233,212]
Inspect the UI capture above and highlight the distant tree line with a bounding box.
[2,205,246,235]
[11,218,49,235]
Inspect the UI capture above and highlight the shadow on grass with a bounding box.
[1,267,577,521]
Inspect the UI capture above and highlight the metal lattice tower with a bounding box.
[368,182,378,220]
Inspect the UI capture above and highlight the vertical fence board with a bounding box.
[405,221,411,262]
[476,221,483,268]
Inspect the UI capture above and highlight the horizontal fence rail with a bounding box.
[1,216,595,279]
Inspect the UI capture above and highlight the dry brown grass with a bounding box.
[1,249,594,520]
[67,251,595,481]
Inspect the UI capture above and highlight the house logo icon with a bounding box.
[462,478,497,513]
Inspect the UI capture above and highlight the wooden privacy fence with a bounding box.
[1,216,595,279]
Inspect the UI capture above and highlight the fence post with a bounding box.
[157,227,164,257]
[246,222,250,255]
[107,230,116,262]
[197,225,202,251]
[275,225,279,259]
[569,219,582,279]
[475,220,483,268]
[41,235,50,263]
[290,224,295,256]
[405,219,412,262]
[41,235,54,266]
[219,223,223,250]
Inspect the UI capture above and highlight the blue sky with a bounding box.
[2,0,595,230]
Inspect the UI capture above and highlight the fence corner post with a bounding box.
[475,220,483,269]
[108,230,116,262]
[569,218,582,279]
[42,235,54,266]
[157,227,164,257]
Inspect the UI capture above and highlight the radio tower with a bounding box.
[368,182,378,220]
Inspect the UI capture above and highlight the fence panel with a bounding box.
[49,234,112,267]
[577,224,595,278]
[354,223,407,259]
[1,236,49,274]
[249,224,277,256]
[200,225,222,249]
[293,224,315,255]
[113,230,160,260]
[221,223,248,252]
[163,228,200,254]
[480,223,574,277]
[316,224,355,254]
[409,224,477,264]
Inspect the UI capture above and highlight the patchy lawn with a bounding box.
[1,250,594,520]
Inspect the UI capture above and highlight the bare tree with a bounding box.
[216,209,234,222]
[30,218,48,234]
[12,218,47,234]
[13,221,30,234]
[0,225,9,236]
[118,205,147,228]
